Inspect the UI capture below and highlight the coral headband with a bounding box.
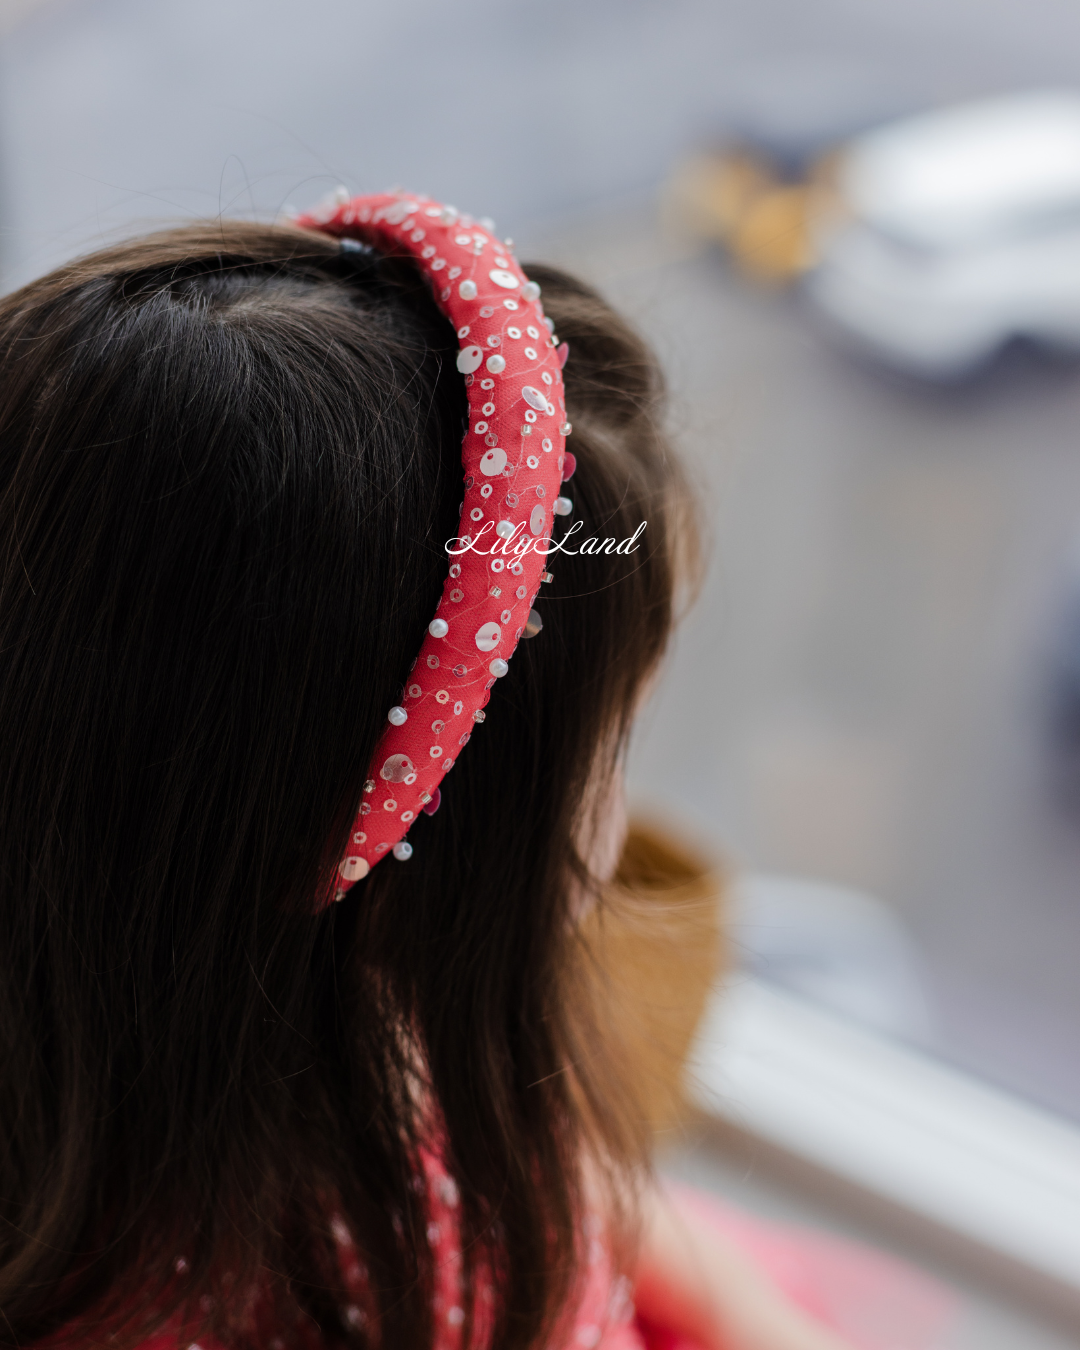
[295,191,570,897]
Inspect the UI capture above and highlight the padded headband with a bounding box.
[295,191,572,898]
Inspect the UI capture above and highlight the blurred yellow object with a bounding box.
[584,823,725,1138]
[666,151,838,285]
[730,184,817,282]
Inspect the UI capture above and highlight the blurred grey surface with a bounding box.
[533,205,1080,1121]
[10,0,1080,287]
[6,0,1080,1116]
[730,874,934,1040]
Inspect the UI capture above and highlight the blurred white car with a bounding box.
[806,91,1080,377]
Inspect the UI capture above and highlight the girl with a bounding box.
[0,192,866,1350]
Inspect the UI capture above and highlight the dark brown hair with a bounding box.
[0,222,685,1349]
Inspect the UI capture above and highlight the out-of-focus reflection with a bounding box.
[671,90,1080,378]
[811,91,1080,377]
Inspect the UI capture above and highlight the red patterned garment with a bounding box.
[56,1166,955,1349]
[124,1152,640,1350]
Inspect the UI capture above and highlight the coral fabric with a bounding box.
[294,192,568,892]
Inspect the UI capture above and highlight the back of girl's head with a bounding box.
[0,221,685,1349]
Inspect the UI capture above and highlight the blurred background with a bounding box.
[7,0,1080,1340]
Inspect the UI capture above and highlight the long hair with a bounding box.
[0,222,687,1349]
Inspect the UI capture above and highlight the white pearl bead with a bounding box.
[553,497,573,516]
[459,280,478,300]
[387,706,408,726]
[486,355,506,374]
[393,841,413,861]
[521,281,540,301]
[429,618,449,638]
[489,658,509,677]
[559,422,572,436]
[495,520,515,539]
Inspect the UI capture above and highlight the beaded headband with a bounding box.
[295,191,573,898]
